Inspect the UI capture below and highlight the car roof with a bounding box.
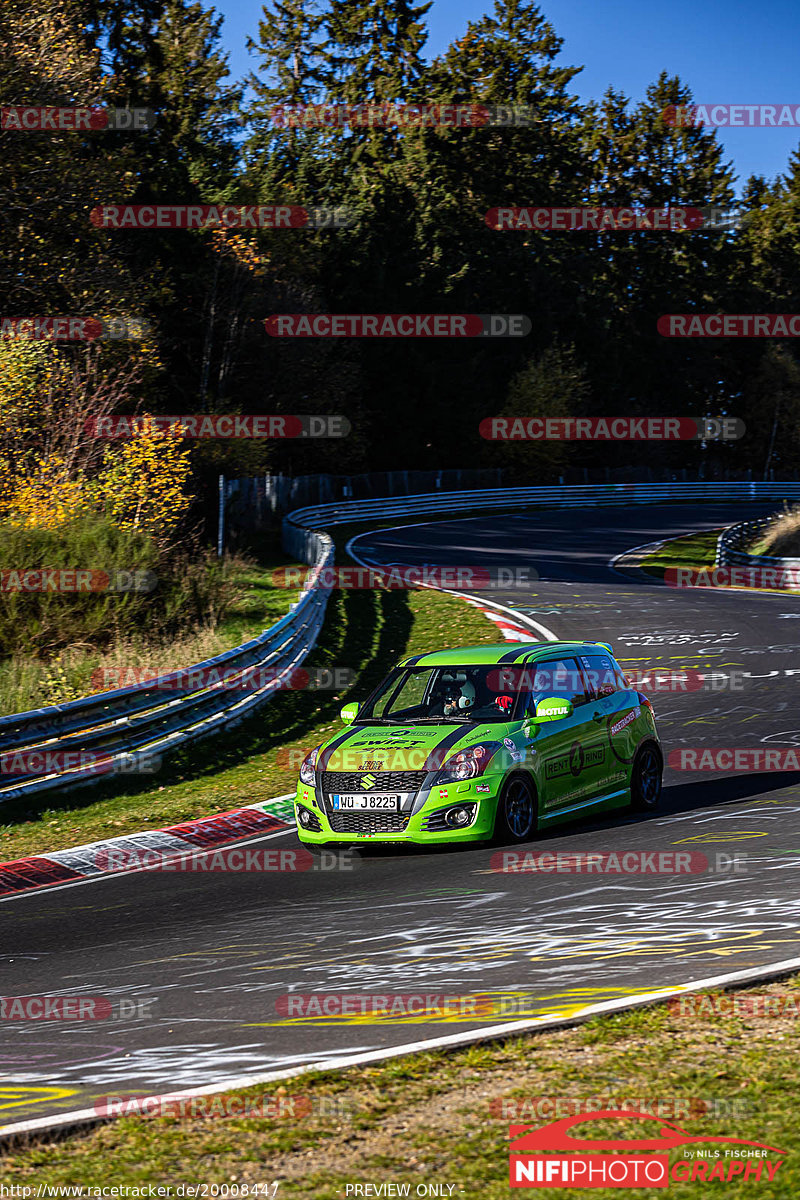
[399,641,614,668]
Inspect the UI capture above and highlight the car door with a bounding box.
[520,656,603,814]
[576,652,631,800]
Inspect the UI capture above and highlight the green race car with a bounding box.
[294,641,662,846]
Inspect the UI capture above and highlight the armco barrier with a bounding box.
[0,530,333,804]
[283,481,800,562]
[5,483,800,805]
[716,513,800,572]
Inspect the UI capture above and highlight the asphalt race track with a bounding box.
[4,503,800,1129]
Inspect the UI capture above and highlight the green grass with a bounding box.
[0,565,501,860]
[0,536,296,715]
[638,529,720,579]
[2,514,795,1190]
[4,979,799,1193]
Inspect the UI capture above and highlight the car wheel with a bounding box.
[495,776,538,843]
[630,744,662,811]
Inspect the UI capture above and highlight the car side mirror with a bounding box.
[340,702,360,724]
[531,697,573,723]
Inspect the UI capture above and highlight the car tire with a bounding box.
[630,743,663,811]
[494,775,538,844]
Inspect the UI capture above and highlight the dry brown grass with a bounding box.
[752,505,800,557]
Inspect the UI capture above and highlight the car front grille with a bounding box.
[321,770,428,793]
[327,812,411,835]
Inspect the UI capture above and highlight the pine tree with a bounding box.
[573,73,741,474]
[326,0,431,106]
[244,0,333,195]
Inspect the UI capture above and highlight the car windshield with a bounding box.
[358,665,520,723]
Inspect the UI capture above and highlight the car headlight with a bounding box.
[299,744,322,785]
[434,743,497,784]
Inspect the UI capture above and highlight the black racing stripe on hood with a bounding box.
[498,645,537,663]
[425,723,476,772]
[318,726,363,771]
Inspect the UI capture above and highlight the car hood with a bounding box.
[318,721,512,774]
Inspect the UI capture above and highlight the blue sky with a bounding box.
[215,0,800,189]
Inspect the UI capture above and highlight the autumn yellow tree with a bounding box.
[3,456,87,529]
[93,420,193,541]
[0,340,87,526]
[0,332,163,531]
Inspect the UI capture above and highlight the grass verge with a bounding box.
[0,538,503,859]
[0,537,296,715]
[637,530,720,580]
[3,977,799,1194]
[750,506,800,556]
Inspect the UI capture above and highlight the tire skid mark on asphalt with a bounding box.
[7,502,800,1131]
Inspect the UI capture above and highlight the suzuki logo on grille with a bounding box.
[361,773,378,788]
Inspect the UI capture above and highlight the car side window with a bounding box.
[613,661,630,691]
[579,654,619,700]
[524,656,587,712]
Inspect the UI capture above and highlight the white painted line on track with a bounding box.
[609,528,800,597]
[6,953,800,1141]
[608,535,677,581]
[345,526,559,642]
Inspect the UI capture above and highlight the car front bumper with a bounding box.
[294,776,502,844]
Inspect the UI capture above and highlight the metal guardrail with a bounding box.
[716,512,800,570]
[283,481,800,560]
[6,481,800,806]
[0,530,334,804]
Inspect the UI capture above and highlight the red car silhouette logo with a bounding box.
[510,1110,786,1155]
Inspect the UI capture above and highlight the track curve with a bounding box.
[3,503,800,1130]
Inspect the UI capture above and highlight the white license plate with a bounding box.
[331,794,400,811]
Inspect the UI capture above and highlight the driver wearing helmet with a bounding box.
[443,679,476,716]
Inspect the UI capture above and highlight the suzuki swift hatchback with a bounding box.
[294,641,662,846]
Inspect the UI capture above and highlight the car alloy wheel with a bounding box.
[498,776,537,842]
[631,744,662,811]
